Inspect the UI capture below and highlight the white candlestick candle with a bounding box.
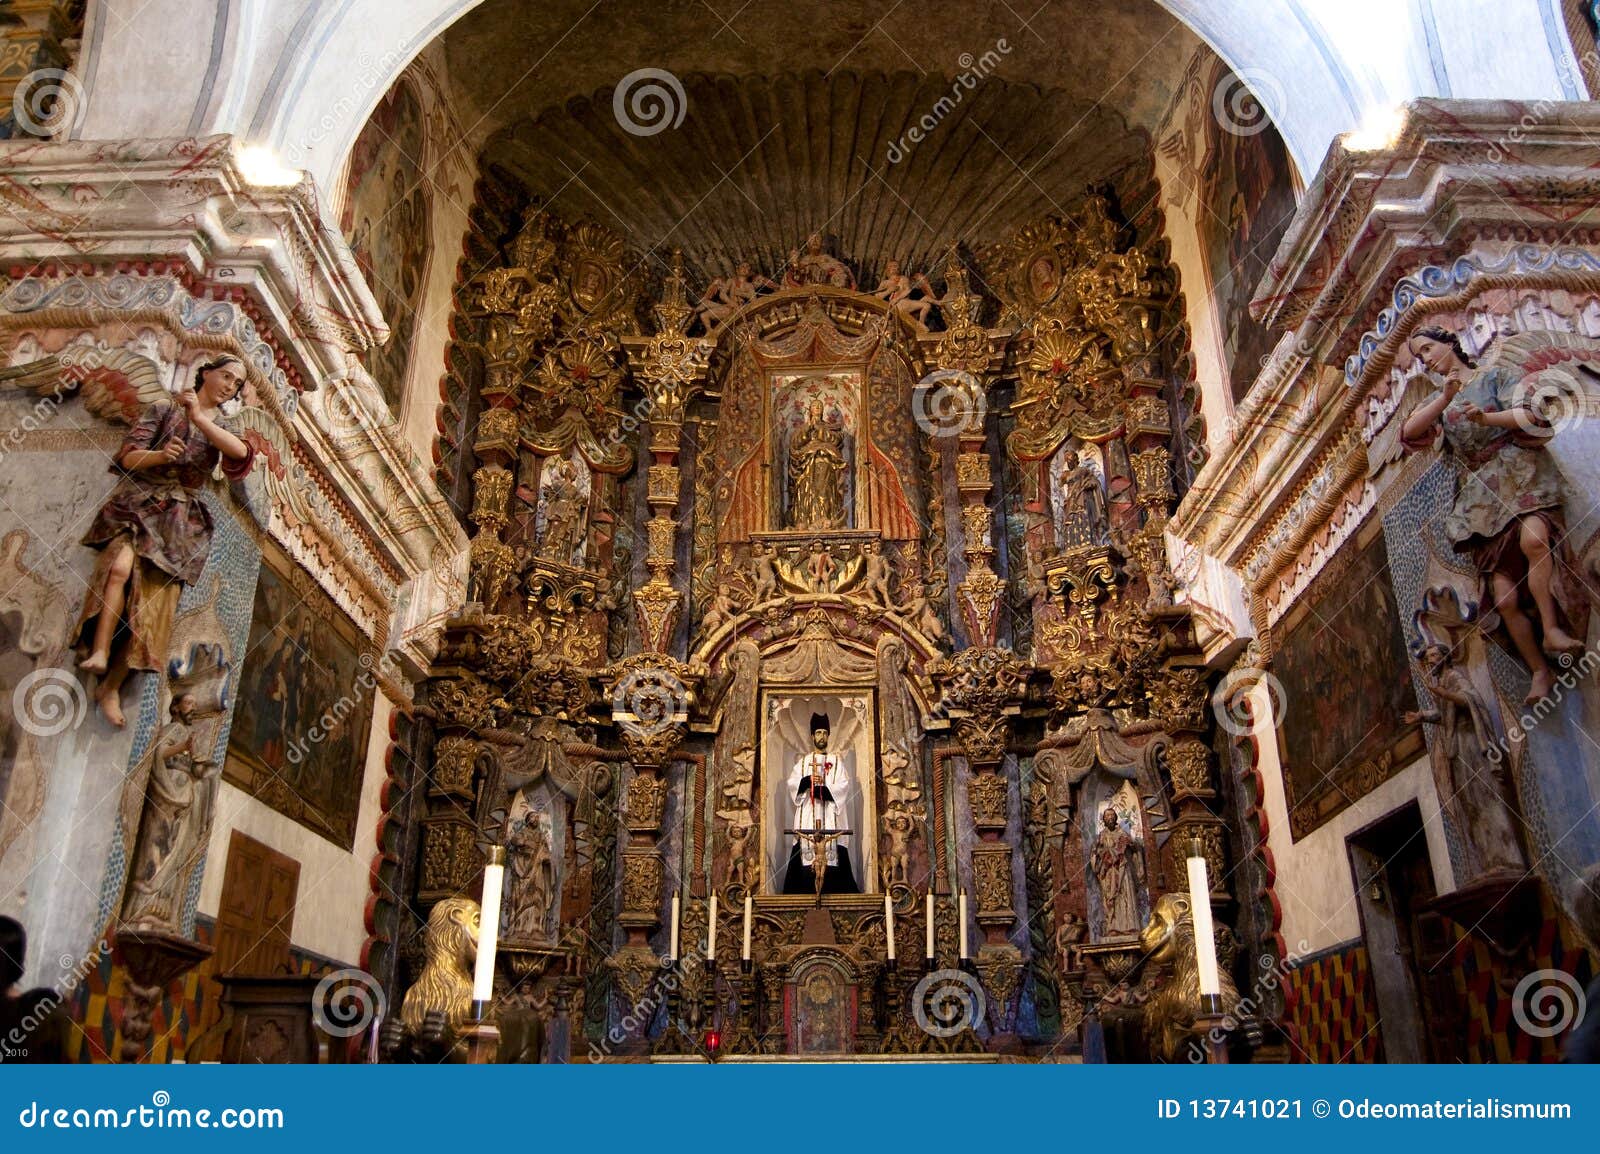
[472,846,507,1005]
[958,891,969,960]
[1187,852,1221,997]
[669,891,681,962]
[707,893,718,962]
[925,892,935,960]
[742,895,753,961]
[884,893,895,961]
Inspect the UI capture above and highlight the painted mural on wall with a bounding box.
[1274,533,1423,838]
[341,77,430,415]
[1196,64,1298,403]
[224,561,374,850]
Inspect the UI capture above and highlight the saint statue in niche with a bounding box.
[1057,457,1109,553]
[505,808,557,941]
[1090,805,1145,937]
[537,456,587,565]
[787,399,848,530]
[782,712,858,894]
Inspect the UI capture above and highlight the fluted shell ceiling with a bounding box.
[484,71,1158,279]
[444,0,1203,276]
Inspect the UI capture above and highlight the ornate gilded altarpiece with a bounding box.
[389,159,1239,1062]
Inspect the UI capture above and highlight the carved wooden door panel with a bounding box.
[214,830,299,976]
[194,831,300,1053]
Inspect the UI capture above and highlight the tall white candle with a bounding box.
[707,893,718,962]
[669,892,681,961]
[1187,852,1221,997]
[925,892,935,959]
[742,895,753,961]
[472,847,506,1004]
[958,891,969,960]
[884,893,896,961]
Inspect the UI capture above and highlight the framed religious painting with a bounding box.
[223,554,376,850]
[1272,530,1424,839]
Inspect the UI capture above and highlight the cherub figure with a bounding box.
[861,539,894,606]
[881,810,914,888]
[805,539,836,590]
[873,260,938,331]
[750,541,780,603]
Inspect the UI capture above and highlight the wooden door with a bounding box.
[192,832,299,1056]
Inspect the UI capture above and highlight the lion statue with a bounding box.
[398,896,480,1042]
[1137,891,1240,1061]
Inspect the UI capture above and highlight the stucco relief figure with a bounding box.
[505,810,557,941]
[75,358,254,727]
[1404,629,1525,878]
[1090,806,1145,937]
[788,400,848,530]
[1402,327,1588,703]
[121,693,214,932]
[872,261,937,331]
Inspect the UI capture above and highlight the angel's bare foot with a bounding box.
[1526,667,1556,704]
[96,682,125,728]
[78,651,108,676]
[1542,627,1586,656]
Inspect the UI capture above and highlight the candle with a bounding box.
[958,891,969,960]
[707,893,718,962]
[742,895,753,961]
[669,891,681,962]
[884,893,896,961]
[1187,851,1221,997]
[472,846,507,1005]
[925,891,935,960]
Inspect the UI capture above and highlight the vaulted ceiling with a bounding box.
[443,0,1205,276]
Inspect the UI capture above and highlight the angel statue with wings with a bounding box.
[1401,327,1593,703]
[72,356,255,726]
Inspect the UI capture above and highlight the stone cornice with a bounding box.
[1175,100,1600,629]
[0,136,467,658]
[1254,99,1600,355]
